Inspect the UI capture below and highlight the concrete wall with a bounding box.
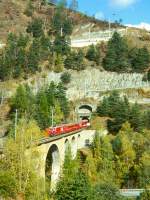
[71,28,126,47]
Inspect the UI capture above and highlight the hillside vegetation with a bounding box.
[0,0,150,81]
[0,0,121,42]
[0,1,150,199]
[0,0,150,136]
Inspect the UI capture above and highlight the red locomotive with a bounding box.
[45,120,90,137]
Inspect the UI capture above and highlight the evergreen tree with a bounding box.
[64,51,76,69]
[54,35,70,55]
[0,56,9,81]
[76,49,86,70]
[65,50,85,70]
[63,18,73,36]
[91,132,101,159]
[147,70,150,81]
[60,71,71,84]
[52,2,73,36]
[143,111,150,129]
[128,47,138,70]
[24,84,35,118]
[54,54,64,73]
[55,170,92,200]
[27,38,40,73]
[96,96,109,116]
[46,81,57,107]
[55,143,92,200]
[97,91,121,118]
[0,33,29,80]
[35,90,50,129]
[129,103,143,132]
[11,84,35,119]
[51,6,64,34]
[53,101,64,125]
[40,35,52,59]
[103,32,129,72]
[107,97,130,133]
[11,85,28,117]
[97,92,131,133]
[86,44,96,61]
[56,82,70,119]
[86,44,100,65]
[130,47,150,72]
[26,18,44,38]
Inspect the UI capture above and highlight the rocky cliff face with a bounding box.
[1,67,149,101]
[65,68,149,100]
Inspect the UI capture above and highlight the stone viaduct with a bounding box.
[34,130,96,190]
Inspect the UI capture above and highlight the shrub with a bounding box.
[60,72,71,84]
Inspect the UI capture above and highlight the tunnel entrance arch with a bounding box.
[45,144,60,190]
[77,104,93,121]
[82,116,90,121]
[79,105,93,112]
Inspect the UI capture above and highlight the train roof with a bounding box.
[48,122,82,129]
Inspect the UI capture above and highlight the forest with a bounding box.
[0,0,150,82]
[0,0,150,199]
[0,91,150,200]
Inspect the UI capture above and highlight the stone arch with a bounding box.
[71,136,77,159]
[82,116,90,121]
[77,134,81,148]
[45,144,60,190]
[79,104,93,112]
[77,104,93,120]
[64,139,70,153]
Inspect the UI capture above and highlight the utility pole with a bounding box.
[14,109,18,140]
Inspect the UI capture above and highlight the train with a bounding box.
[45,120,90,137]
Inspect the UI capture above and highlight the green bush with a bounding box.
[0,171,17,198]
[60,72,71,84]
